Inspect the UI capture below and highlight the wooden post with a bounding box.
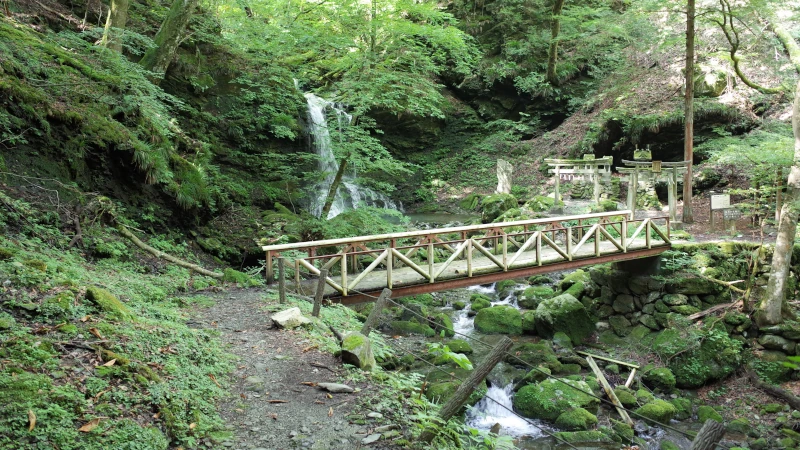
[593,165,600,204]
[669,168,677,223]
[419,336,513,443]
[554,166,561,204]
[312,269,327,318]
[278,257,286,304]
[361,288,391,335]
[585,356,634,427]
[266,251,274,284]
[690,419,725,450]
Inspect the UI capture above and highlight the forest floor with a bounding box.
[192,289,401,450]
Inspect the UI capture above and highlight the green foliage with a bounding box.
[426,343,473,370]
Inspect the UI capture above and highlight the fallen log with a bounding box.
[116,225,223,279]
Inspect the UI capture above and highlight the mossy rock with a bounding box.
[425,380,486,410]
[670,397,692,420]
[555,408,598,431]
[557,364,583,375]
[697,405,723,424]
[590,199,619,213]
[513,378,599,421]
[0,312,16,330]
[521,310,537,335]
[40,291,75,319]
[85,286,132,320]
[474,305,522,335]
[505,342,561,372]
[636,389,655,405]
[459,193,483,211]
[452,301,466,310]
[390,320,435,337]
[559,270,590,290]
[446,339,473,354]
[480,193,518,223]
[562,281,585,299]
[552,431,612,443]
[525,195,554,212]
[519,286,555,309]
[528,275,551,285]
[634,399,677,424]
[614,387,638,408]
[56,323,78,336]
[495,280,517,298]
[431,313,455,337]
[515,366,551,390]
[403,293,436,306]
[726,417,752,435]
[23,259,47,272]
[610,418,635,442]
[652,322,742,388]
[534,293,594,345]
[642,367,676,392]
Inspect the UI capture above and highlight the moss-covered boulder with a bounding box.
[505,342,562,372]
[528,275,551,285]
[470,294,492,312]
[0,312,16,330]
[697,405,723,424]
[495,280,517,298]
[534,293,594,344]
[642,367,676,392]
[552,431,612,443]
[452,301,466,310]
[635,399,677,424]
[519,286,555,309]
[85,286,132,320]
[459,193,483,211]
[521,310,537,334]
[559,270,589,290]
[614,387,637,408]
[341,332,376,371]
[525,195,555,212]
[513,378,599,421]
[425,380,487,410]
[481,193,518,223]
[0,247,14,260]
[446,339,473,354]
[555,408,598,431]
[40,291,75,319]
[431,313,455,337]
[652,323,742,388]
[670,397,692,420]
[474,305,522,335]
[514,366,551,391]
[391,320,435,337]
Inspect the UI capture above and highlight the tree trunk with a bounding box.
[682,0,695,224]
[690,419,725,450]
[320,156,349,220]
[139,0,199,81]
[546,0,566,85]
[761,79,800,326]
[100,0,129,53]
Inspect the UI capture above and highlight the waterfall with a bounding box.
[466,383,545,437]
[303,92,401,219]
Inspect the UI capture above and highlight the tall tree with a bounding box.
[139,0,199,81]
[100,0,129,52]
[546,0,566,85]
[713,0,800,325]
[682,0,695,223]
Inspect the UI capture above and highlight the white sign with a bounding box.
[710,194,730,210]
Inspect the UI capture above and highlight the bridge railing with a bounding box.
[262,211,671,296]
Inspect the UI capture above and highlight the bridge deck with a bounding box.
[265,211,672,305]
[293,236,667,304]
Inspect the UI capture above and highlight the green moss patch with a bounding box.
[474,305,522,335]
[85,286,133,320]
[514,378,599,421]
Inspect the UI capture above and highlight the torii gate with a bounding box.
[618,159,690,222]
[544,155,613,204]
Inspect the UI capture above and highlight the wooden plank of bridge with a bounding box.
[419,336,513,443]
[585,355,634,427]
[360,288,391,335]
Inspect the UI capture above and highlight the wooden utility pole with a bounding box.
[419,337,513,443]
[278,257,286,304]
[361,288,391,335]
[312,269,327,317]
[682,0,695,223]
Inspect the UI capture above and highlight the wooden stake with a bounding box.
[278,257,286,304]
[361,288,391,335]
[585,356,634,427]
[312,269,327,318]
[419,337,513,443]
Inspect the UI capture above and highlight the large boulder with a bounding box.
[480,193,518,223]
[519,286,555,309]
[505,342,561,372]
[534,294,594,345]
[474,305,522,335]
[634,399,677,423]
[653,322,743,388]
[555,408,598,431]
[514,378,599,421]
[271,307,311,329]
[341,332,376,371]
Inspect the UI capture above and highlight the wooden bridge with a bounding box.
[262,211,672,304]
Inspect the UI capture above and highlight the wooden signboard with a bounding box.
[710,194,730,210]
[723,208,742,220]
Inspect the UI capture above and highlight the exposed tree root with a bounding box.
[747,369,800,410]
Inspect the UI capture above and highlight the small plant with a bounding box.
[426,343,473,370]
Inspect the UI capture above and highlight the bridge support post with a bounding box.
[361,288,391,335]
[278,257,286,304]
[419,336,513,443]
[312,269,328,317]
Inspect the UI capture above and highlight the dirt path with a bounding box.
[191,289,398,450]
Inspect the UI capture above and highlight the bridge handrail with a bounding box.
[261,210,633,252]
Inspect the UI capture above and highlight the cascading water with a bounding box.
[303,92,401,219]
[466,384,545,438]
